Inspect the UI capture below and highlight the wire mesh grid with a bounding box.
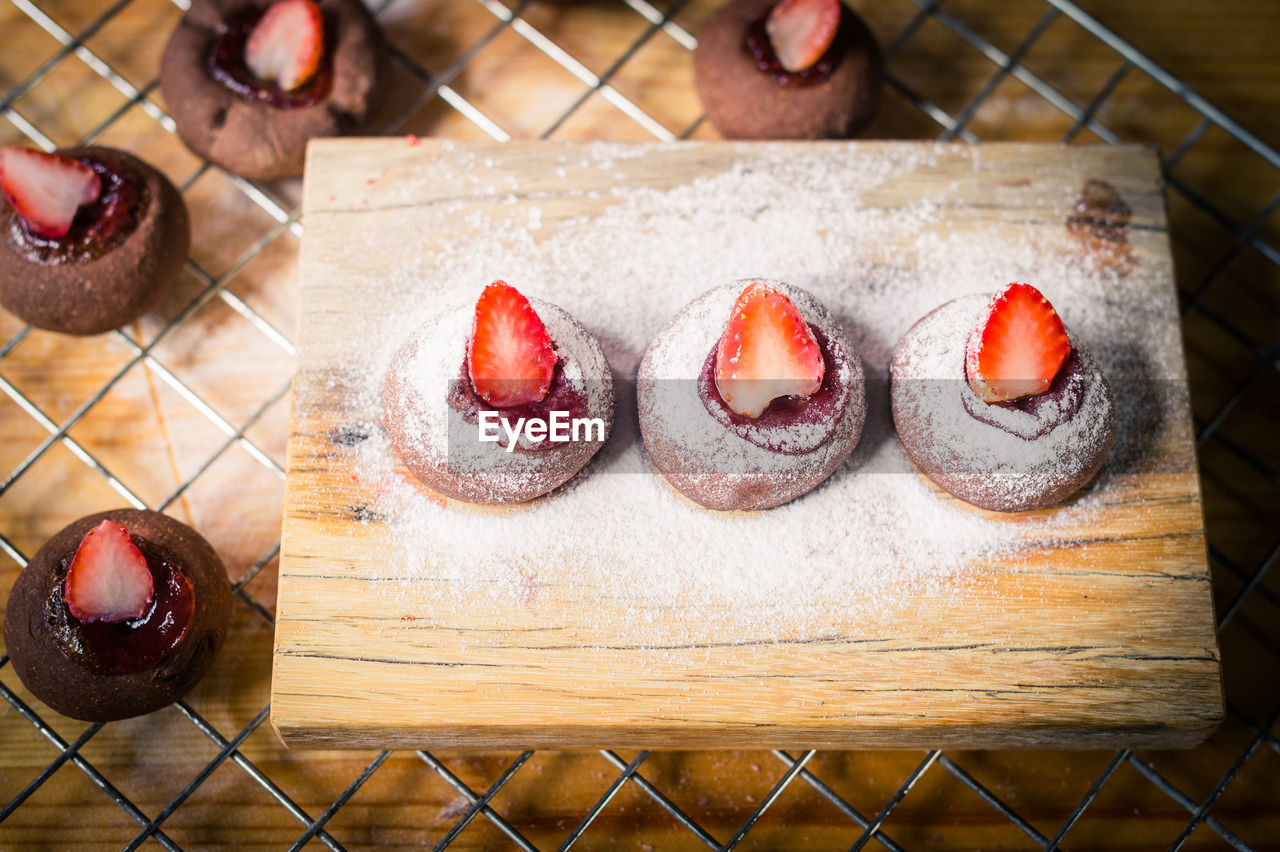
[0,0,1275,848]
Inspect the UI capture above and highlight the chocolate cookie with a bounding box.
[638,280,866,511]
[383,296,615,506]
[0,147,188,336]
[693,0,884,139]
[160,0,388,181]
[3,510,232,722]
[890,294,1117,512]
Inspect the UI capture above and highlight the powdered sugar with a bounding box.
[309,141,1188,647]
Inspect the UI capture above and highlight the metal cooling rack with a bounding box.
[0,0,1277,848]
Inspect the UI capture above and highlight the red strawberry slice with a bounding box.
[64,520,154,624]
[714,281,825,418]
[965,282,1072,403]
[0,147,101,239]
[467,281,558,408]
[765,0,842,73]
[245,0,325,92]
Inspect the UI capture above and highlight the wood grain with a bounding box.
[271,139,1222,751]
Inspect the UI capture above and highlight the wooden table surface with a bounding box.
[1,0,1278,849]
[274,139,1220,753]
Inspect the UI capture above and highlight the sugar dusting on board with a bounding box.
[308,142,1186,649]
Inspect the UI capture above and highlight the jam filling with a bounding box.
[207,6,333,109]
[46,537,195,674]
[7,158,147,265]
[961,348,1087,441]
[697,328,847,455]
[447,354,592,453]
[744,6,845,87]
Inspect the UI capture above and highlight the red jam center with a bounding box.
[206,6,332,109]
[47,538,195,674]
[744,6,845,87]
[8,158,147,265]
[697,328,847,455]
[448,354,591,453]
[961,348,1088,441]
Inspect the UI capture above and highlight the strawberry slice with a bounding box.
[0,147,101,239]
[245,0,325,93]
[965,282,1072,403]
[64,520,154,624]
[467,281,558,408]
[714,281,825,418]
[765,0,842,74]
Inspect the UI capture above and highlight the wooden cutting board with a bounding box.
[271,139,1221,750]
